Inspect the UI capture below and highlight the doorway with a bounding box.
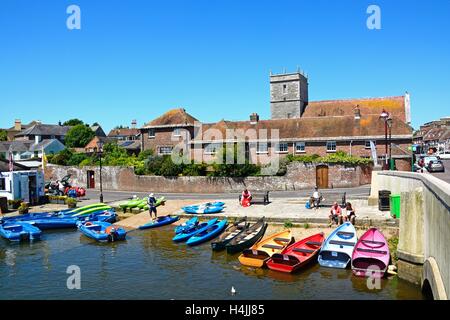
[87,170,95,189]
[316,165,329,189]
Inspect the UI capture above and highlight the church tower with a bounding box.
[270,70,309,119]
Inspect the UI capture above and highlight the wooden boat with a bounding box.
[187,219,228,246]
[211,217,248,251]
[238,229,294,268]
[318,222,357,269]
[267,233,325,273]
[225,217,267,254]
[351,228,390,278]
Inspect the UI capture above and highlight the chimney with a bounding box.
[131,119,137,129]
[14,119,22,131]
[250,113,259,124]
[354,105,361,120]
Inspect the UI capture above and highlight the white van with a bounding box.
[437,151,450,160]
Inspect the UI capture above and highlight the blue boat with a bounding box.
[26,217,79,230]
[182,205,224,214]
[172,218,218,242]
[78,221,127,242]
[186,219,228,246]
[318,222,358,269]
[80,210,117,224]
[138,215,180,230]
[0,221,42,242]
[174,217,198,234]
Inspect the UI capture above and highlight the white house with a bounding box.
[0,139,65,162]
[0,170,45,203]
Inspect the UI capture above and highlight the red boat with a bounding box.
[267,233,325,273]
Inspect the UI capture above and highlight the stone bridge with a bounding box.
[370,171,450,300]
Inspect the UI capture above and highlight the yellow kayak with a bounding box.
[238,229,294,268]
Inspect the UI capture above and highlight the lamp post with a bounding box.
[97,140,104,203]
[379,109,390,170]
[387,116,393,170]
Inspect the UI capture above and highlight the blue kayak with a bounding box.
[174,217,199,234]
[27,217,79,230]
[186,219,228,246]
[138,215,180,230]
[78,221,127,242]
[80,210,117,224]
[172,218,218,242]
[182,205,224,214]
[318,222,358,269]
[0,221,42,242]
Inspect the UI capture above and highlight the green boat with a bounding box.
[119,198,142,211]
[68,203,108,214]
[71,205,112,217]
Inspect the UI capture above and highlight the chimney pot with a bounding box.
[250,113,260,123]
[14,119,22,131]
[354,105,361,120]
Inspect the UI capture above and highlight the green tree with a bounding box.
[212,144,260,177]
[49,148,74,165]
[0,129,7,141]
[65,124,95,148]
[63,119,84,126]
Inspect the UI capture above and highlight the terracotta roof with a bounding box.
[108,128,140,137]
[303,96,406,123]
[143,108,199,128]
[193,115,412,142]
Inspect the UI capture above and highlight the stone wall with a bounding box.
[45,162,372,193]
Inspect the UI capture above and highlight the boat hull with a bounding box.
[139,215,180,229]
[318,222,357,269]
[187,219,228,246]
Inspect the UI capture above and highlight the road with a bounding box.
[84,185,371,204]
[430,159,450,184]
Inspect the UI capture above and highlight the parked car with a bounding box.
[425,156,445,172]
[436,151,450,160]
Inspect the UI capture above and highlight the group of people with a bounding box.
[309,186,356,226]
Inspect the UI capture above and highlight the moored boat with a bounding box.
[186,219,228,246]
[211,217,248,251]
[351,228,390,278]
[0,221,42,242]
[174,217,199,234]
[238,229,293,268]
[318,222,357,269]
[226,217,267,254]
[267,233,325,273]
[138,215,180,230]
[182,204,224,214]
[172,218,218,242]
[78,221,127,242]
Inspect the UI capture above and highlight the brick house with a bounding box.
[139,71,413,170]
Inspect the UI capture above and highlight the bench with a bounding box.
[318,192,347,208]
[329,240,355,246]
[239,191,270,205]
[262,244,284,250]
[356,248,387,255]
[306,241,322,246]
[274,237,291,242]
[293,248,315,254]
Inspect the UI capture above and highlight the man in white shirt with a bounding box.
[310,186,322,210]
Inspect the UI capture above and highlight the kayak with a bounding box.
[172,218,218,242]
[238,229,294,268]
[119,198,142,211]
[0,221,42,242]
[211,217,248,251]
[226,217,267,254]
[78,221,127,242]
[187,219,228,246]
[182,204,223,214]
[71,205,112,217]
[351,228,390,278]
[28,217,78,230]
[267,233,325,273]
[80,209,118,224]
[174,217,199,234]
[318,222,358,269]
[138,215,180,230]
[67,203,109,214]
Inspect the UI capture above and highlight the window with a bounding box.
[295,142,306,153]
[205,143,221,155]
[148,129,155,138]
[256,142,268,154]
[282,84,287,94]
[326,141,337,152]
[365,140,376,149]
[276,142,288,153]
[0,177,6,191]
[158,146,173,155]
[173,128,181,137]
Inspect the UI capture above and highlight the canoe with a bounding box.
[211,217,248,251]
[267,233,325,273]
[238,229,294,268]
[71,205,112,217]
[182,205,223,214]
[172,218,218,242]
[318,222,358,269]
[140,197,166,210]
[187,219,228,246]
[68,203,109,214]
[0,222,42,242]
[174,217,199,234]
[226,218,267,254]
[138,215,180,230]
[78,221,127,242]
[351,228,390,278]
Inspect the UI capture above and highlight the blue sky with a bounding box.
[0,0,449,132]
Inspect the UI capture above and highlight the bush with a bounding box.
[285,151,372,167]
[18,202,29,214]
[65,197,77,208]
[65,124,95,148]
[284,220,293,228]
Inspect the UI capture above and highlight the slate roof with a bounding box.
[15,124,71,137]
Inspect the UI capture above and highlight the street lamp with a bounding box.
[387,116,393,170]
[379,109,390,170]
[97,140,104,203]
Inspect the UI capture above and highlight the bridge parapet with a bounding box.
[370,171,450,300]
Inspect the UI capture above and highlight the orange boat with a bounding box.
[238,229,294,268]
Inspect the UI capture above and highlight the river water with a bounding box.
[0,227,424,300]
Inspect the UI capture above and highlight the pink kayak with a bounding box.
[351,228,390,278]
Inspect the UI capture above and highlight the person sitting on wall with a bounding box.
[241,189,252,207]
[343,202,356,225]
[328,202,343,226]
[309,186,323,210]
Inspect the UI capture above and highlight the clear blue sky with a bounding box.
[1,0,449,132]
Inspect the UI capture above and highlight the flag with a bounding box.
[8,151,13,172]
[42,147,48,172]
